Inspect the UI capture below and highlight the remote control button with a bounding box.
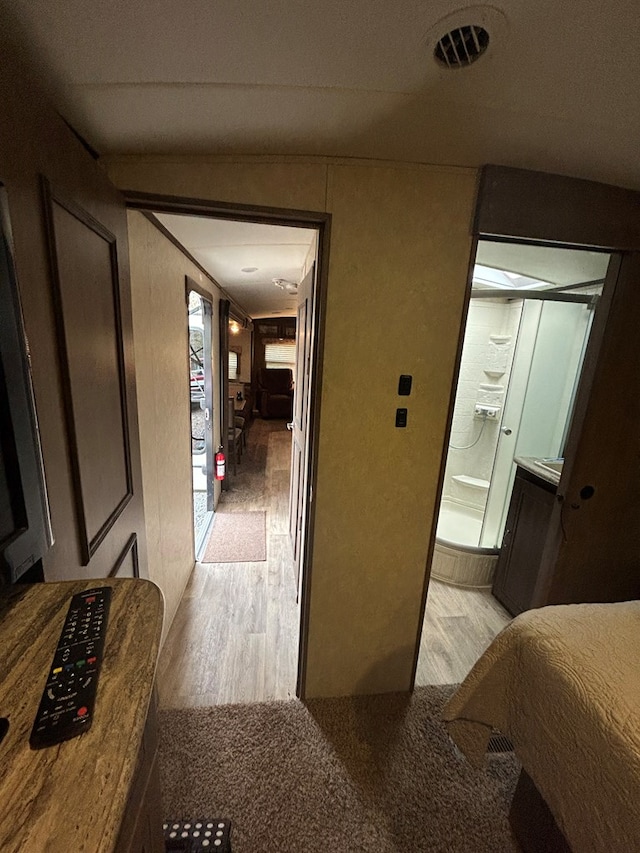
[30,587,111,749]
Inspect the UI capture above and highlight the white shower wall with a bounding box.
[444,298,522,510]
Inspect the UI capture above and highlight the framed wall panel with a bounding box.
[109,533,139,578]
[43,178,133,565]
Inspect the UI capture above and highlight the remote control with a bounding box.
[29,586,111,749]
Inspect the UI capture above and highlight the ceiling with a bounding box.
[4,0,625,315]
[4,0,640,190]
[155,214,316,318]
[475,242,610,287]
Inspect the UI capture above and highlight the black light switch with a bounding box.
[398,374,412,396]
[395,408,408,428]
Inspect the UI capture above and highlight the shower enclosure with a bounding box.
[431,261,603,588]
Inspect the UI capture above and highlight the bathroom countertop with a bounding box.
[514,456,561,487]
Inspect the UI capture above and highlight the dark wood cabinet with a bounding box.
[115,691,164,853]
[492,467,557,616]
[255,318,296,339]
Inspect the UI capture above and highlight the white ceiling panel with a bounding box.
[476,243,611,286]
[3,0,640,187]
[155,213,316,318]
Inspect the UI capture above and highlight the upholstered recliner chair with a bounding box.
[257,368,294,419]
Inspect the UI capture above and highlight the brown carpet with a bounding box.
[159,685,520,852]
[202,511,267,563]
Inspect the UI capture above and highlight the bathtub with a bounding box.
[431,499,499,588]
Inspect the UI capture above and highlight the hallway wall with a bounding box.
[127,210,223,640]
[107,155,478,696]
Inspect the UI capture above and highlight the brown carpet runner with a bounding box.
[201,511,266,563]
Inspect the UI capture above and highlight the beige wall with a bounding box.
[108,155,478,696]
[127,211,223,639]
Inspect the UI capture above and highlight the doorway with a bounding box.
[127,196,328,705]
[416,240,610,685]
[187,284,215,556]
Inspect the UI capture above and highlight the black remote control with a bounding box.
[29,586,111,749]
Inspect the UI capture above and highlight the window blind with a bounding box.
[228,350,238,380]
[265,342,295,371]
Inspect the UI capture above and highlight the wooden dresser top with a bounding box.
[0,578,164,853]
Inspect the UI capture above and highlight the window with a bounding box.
[265,341,296,372]
[229,350,239,380]
[189,327,204,373]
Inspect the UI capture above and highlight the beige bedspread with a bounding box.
[442,601,640,853]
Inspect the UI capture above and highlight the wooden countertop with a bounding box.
[0,578,164,853]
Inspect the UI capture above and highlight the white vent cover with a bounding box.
[426,6,508,71]
[435,25,489,68]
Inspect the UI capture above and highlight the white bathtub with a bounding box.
[431,499,499,588]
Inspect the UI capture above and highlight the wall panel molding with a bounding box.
[109,533,139,578]
[42,177,133,565]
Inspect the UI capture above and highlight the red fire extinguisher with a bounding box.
[215,445,226,481]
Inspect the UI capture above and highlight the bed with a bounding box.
[442,601,640,853]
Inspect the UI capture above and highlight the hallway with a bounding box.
[156,419,300,708]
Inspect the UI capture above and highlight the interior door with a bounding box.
[288,265,314,590]
[535,252,640,606]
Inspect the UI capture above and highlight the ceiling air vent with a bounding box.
[434,24,489,68]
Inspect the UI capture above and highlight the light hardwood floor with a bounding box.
[156,418,300,709]
[158,419,512,706]
[415,579,511,685]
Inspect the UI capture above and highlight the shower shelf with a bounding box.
[452,474,490,490]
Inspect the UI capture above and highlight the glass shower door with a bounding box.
[480,298,596,549]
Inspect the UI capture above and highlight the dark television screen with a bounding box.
[0,446,17,545]
[0,352,30,546]
[0,183,51,584]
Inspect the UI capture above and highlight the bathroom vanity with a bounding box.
[492,459,560,616]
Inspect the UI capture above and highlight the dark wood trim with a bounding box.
[184,273,213,305]
[41,176,134,565]
[58,115,100,161]
[141,211,250,323]
[475,165,640,250]
[108,532,139,578]
[122,186,332,701]
[124,189,331,229]
[295,220,331,701]
[409,234,479,691]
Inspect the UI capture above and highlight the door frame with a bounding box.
[124,190,331,700]
[412,165,640,687]
[186,278,215,549]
